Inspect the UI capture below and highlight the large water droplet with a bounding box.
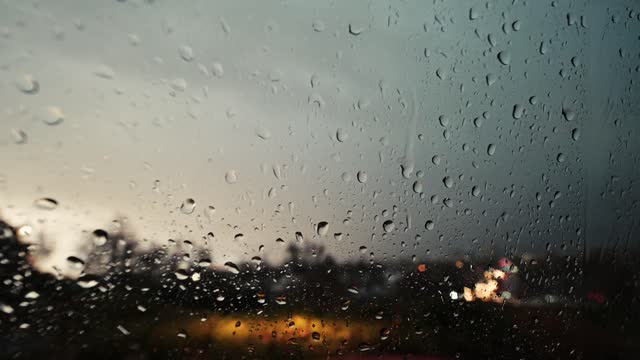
[571,128,580,141]
[443,176,453,188]
[93,229,108,246]
[317,221,329,236]
[497,51,511,65]
[413,181,423,194]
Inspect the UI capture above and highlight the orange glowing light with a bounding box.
[417,264,427,272]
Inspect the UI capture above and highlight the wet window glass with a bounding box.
[1,1,639,359]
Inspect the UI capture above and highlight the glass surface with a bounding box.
[1,1,638,359]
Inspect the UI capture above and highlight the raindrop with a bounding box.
[336,128,348,142]
[11,129,27,144]
[443,176,453,188]
[212,62,224,77]
[225,170,238,184]
[295,232,304,243]
[15,74,39,94]
[179,45,194,61]
[43,106,65,126]
[224,262,240,274]
[93,229,108,246]
[571,128,580,141]
[348,24,363,36]
[497,51,511,65]
[438,115,450,127]
[94,64,115,79]
[432,155,441,166]
[425,220,435,230]
[316,221,329,236]
[25,291,39,299]
[312,20,325,32]
[383,220,395,233]
[66,256,85,268]
[357,171,368,183]
[170,78,188,92]
[413,181,423,194]
[487,144,496,156]
[234,233,245,241]
[512,104,524,119]
[562,106,576,121]
[255,127,272,140]
[77,275,99,288]
[312,332,321,341]
[175,269,189,280]
[557,153,566,163]
[180,198,196,214]
[472,186,481,197]
[34,197,58,210]
[469,8,479,20]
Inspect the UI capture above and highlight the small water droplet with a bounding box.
[43,106,65,126]
[11,129,27,144]
[225,170,238,184]
[439,115,450,127]
[234,233,245,241]
[348,24,363,35]
[94,64,115,79]
[312,332,321,341]
[180,198,196,214]
[312,20,325,32]
[211,62,224,78]
[179,45,194,61]
[255,127,272,140]
[432,155,441,166]
[77,275,99,288]
[170,78,187,92]
[336,128,348,142]
[15,74,39,94]
[557,153,566,163]
[33,197,58,210]
[562,106,575,121]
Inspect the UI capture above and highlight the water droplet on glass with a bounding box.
[472,186,481,197]
[312,332,321,341]
[15,74,39,94]
[66,256,85,269]
[487,144,496,156]
[439,115,450,127]
[255,127,271,140]
[497,51,511,65]
[34,197,58,210]
[212,62,224,78]
[357,171,368,183]
[557,153,566,163]
[562,106,576,121]
[316,221,329,236]
[225,170,238,184]
[443,176,453,188]
[336,128,348,142]
[180,198,196,214]
[312,20,325,32]
[94,64,115,79]
[413,181,423,194]
[43,106,65,126]
[383,220,395,233]
[348,24,363,36]
[92,229,108,246]
[170,78,188,92]
[425,220,435,230]
[11,129,27,144]
[512,104,524,119]
[432,155,441,166]
[179,45,194,61]
[571,128,580,141]
[77,275,99,288]
[234,233,245,241]
[224,262,240,274]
